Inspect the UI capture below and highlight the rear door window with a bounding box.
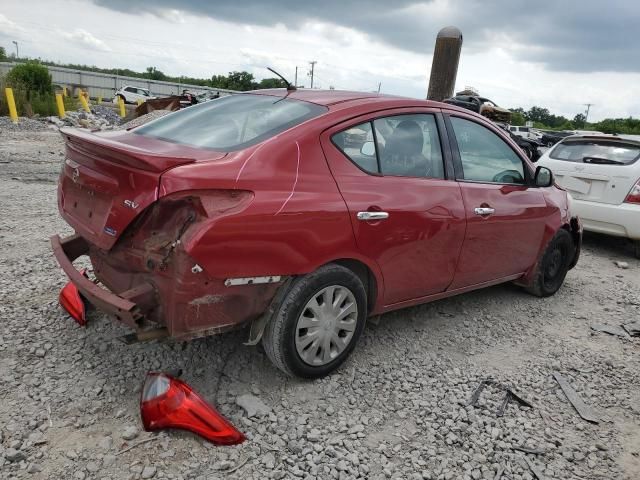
[332,114,445,179]
[135,94,327,151]
[550,140,640,165]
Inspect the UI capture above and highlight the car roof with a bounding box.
[248,88,445,108]
[560,133,640,146]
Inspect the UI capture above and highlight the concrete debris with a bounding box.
[553,372,599,423]
[590,323,630,338]
[236,393,272,417]
[622,321,640,337]
[614,261,629,269]
[118,110,172,130]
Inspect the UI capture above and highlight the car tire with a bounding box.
[525,229,574,297]
[262,264,367,379]
[634,240,640,259]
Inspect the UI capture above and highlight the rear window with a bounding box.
[550,139,640,165]
[134,94,327,151]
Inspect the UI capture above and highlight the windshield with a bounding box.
[550,139,640,165]
[134,94,327,151]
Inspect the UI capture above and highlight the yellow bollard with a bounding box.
[5,88,18,123]
[118,96,126,118]
[63,86,68,97]
[137,99,143,106]
[79,91,90,113]
[97,96,102,105]
[55,93,66,118]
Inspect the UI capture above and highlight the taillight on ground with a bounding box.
[59,273,87,326]
[624,179,640,204]
[140,372,245,446]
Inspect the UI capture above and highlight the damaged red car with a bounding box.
[52,90,581,378]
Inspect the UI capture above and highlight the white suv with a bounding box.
[114,86,156,104]
[538,134,640,257]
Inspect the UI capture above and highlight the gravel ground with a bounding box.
[0,127,639,480]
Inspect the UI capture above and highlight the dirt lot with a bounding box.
[0,123,639,480]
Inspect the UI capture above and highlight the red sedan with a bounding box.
[52,89,581,378]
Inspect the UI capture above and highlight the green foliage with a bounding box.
[28,92,57,116]
[257,77,287,89]
[592,117,640,134]
[572,113,586,129]
[509,109,526,126]
[6,62,53,98]
[145,66,166,81]
[0,47,7,61]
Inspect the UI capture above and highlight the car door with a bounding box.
[444,113,552,289]
[321,110,466,306]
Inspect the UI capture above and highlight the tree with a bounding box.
[509,109,526,126]
[225,71,256,91]
[0,46,7,61]
[573,113,586,129]
[258,77,287,89]
[6,62,53,98]
[145,66,166,81]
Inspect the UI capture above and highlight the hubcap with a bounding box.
[295,285,358,367]
[544,247,563,286]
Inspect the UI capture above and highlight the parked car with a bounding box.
[509,125,544,141]
[52,90,581,378]
[495,122,542,161]
[443,95,511,122]
[114,85,156,104]
[538,134,640,257]
[540,130,573,147]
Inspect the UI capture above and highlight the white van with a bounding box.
[538,134,640,257]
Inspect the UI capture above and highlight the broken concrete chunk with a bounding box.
[622,321,640,337]
[614,261,629,269]
[236,394,271,417]
[552,372,599,423]
[590,324,629,338]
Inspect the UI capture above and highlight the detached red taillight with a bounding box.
[59,273,87,325]
[624,179,640,204]
[140,372,245,446]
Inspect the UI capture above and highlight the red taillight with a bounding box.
[140,373,245,446]
[59,273,87,325]
[625,179,640,204]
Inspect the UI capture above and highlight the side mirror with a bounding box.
[360,141,375,157]
[534,166,553,187]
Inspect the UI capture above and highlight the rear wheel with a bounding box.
[262,264,367,379]
[525,229,573,297]
[634,240,640,259]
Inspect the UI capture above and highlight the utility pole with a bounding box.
[12,40,19,59]
[377,82,382,94]
[294,67,298,88]
[584,103,594,123]
[309,61,317,89]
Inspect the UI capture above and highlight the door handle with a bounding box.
[474,207,495,216]
[357,211,389,221]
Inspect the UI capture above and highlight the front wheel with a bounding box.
[262,264,367,379]
[525,229,574,297]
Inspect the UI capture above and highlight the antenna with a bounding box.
[267,67,296,91]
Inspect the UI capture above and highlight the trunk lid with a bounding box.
[545,136,640,204]
[58,128,226,250]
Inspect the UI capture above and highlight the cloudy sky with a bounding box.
[1,0,639,121]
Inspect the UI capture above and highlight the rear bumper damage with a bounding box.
[51,234,158,331]
[51,233,281,340]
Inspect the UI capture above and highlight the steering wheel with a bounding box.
[492,169,523,184]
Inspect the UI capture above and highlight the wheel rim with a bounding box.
[295,285,358,367]
[543,245,565,288]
